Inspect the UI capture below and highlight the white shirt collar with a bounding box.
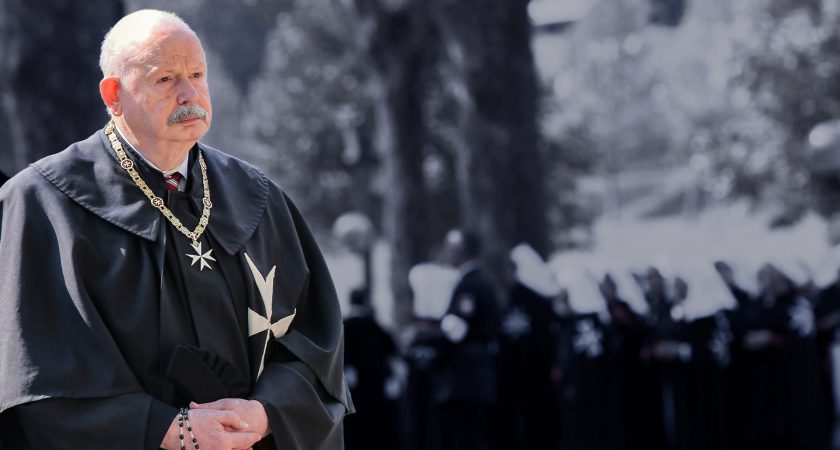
[114,124,189,182]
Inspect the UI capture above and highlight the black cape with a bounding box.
[0,128,353,449]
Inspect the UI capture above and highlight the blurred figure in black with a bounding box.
[815,268,840,447]
[725,263,787,450]
[626,266,674,449]
[405,320,445,450]
[600,273,648,450]
[637,268,735,450]
[496,244,558,449]
[727,264,829,450]
[774,265,830,450]
[684,311,732,450]
[431,229,500,450]
[639,266,670,319]
[343,288,404,450]
[549,270,625,450]
[715,259,757,448]
[680,269,734,450]
[0,171,8,187]
[639,272,693,450]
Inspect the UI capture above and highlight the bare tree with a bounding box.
[345,0,438,327]
[439,0,549,282]
[347,0,549,322]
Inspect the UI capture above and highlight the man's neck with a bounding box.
[113,118,192,171]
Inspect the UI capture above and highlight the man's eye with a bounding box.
[192,72,202,79]
[158,76,170,83]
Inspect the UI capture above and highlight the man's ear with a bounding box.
[100,77,122,116]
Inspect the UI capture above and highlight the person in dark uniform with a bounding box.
[815,268,840,446]
[432,229,500,450]
[773,265,830,450]
[678,268,735,450]
[727,263,789,450]
[343,289,404,450]
[728,264,829,450]
[639,273,693,450]
[405,262,457,450]
[550,280,627,450]
[405,321,447,450]
[627,266,678,450]
[684,311,732,450]
[714,259,759,448]
[636,268,735,450]
[496,244,558,449]
[600,273,649,450]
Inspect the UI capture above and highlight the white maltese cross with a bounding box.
[187,241,216,271]
[244,253,296,377]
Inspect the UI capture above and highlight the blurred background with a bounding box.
[5,0,840,448]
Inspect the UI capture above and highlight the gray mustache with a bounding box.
[167,104,208,125]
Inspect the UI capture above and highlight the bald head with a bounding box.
[100,9,201,78]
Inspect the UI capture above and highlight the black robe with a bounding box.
[606,298,649,450]
[550,312,625,450]
[343,306,402,450]
[496,283,555,449]
[434,266,500,407]
[432,266,500,450]
[815,281,840,428]
[683,314,731,450]
[405,320,448,450]
[0,127,353,449]
[728,290,828,450]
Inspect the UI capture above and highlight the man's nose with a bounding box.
[176,77,199,104]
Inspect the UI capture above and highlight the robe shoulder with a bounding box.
[0,171,144,414]
[0,165,62,205]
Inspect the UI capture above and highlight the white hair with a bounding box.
[99,9,196,78]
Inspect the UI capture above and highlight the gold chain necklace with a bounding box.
[105,121,215,269]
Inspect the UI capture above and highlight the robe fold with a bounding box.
[0,126,353,449]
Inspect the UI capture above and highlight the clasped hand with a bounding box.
[161,398,270,450]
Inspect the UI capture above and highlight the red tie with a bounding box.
[165,172,182,191]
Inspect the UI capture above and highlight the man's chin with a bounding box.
[170,122,209,142]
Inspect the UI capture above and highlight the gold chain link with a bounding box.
[104,121,212,246]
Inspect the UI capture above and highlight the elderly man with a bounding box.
[0,9,351,450]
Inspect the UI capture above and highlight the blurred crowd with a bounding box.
[342,229,840,450]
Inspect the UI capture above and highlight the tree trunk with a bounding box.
[441,0,549,286]
[349,0,437,329]
[0,0,124,175]
[347,0,547,316]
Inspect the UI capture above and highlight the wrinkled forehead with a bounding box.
[125,28,206,72]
